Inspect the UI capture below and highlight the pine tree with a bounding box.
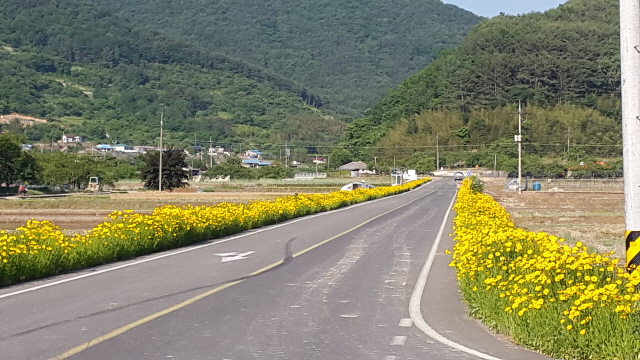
[140,148,188,190]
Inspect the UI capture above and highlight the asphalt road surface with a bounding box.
[0,179,551,360]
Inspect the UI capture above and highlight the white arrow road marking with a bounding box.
[215,251,255,263]
[214,253,240,257]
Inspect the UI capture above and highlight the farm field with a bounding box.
[0,177,394,231]
[0,191,304,231]
[484,179,625,260]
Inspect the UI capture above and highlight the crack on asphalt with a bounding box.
[3,238,297,340]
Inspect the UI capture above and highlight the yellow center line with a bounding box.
[54,184,442,359]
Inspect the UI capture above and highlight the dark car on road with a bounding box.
[454,171,464,181]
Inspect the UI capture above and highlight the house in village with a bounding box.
[312,156,326,164]
[62,134,87,143]
[244,150,262,159]
[133,146,157,154]
[96,144,113,152]
[241,159,272,168]
[113,144,130,152]
[338,161,368,177]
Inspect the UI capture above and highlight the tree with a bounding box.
[37,152,115,190]
[139,148,188,190]
[328,148,353,169]
[204,156,254,180]
[0,133,40,186]
[406,118,419,135]
[257,162,293,179]
[401,152,435,174]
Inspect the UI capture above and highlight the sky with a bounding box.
[442,0,567,18]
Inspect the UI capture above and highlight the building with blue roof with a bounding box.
[242,159,271,168]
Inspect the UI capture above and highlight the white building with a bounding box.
[62,134,86,143]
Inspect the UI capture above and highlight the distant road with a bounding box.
[0,179,549,359]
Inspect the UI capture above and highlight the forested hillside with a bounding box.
[343,0,621,164]
[95,0,482,115]
[0,0,343,147]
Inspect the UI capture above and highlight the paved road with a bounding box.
[0,179,550,359]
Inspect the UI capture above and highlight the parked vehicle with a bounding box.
[340,181,376,191]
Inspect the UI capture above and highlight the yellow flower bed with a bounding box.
[0,179,429,287]
[450,178,640,360]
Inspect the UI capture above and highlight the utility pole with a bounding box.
[620,0,640,271]
[494,154,497,179]
[285,141,289,171]
[159,112,163,192]
[517,100,523,195]
[436,132,440,171]
[567,126,571,154]
[208,136,213,168]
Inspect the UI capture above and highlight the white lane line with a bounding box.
[398,318,413,327]
[391,336,407,346]
[408,193,504,360]
[0,180,444,300]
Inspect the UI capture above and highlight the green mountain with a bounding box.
[94,0,483,116]
[0,0,344,147]
[343,0,621,161]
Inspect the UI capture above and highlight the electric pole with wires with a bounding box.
[620,0,640,271]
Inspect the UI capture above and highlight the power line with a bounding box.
[187,142,623,149]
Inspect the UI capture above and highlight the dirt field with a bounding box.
[484,178,625,260]
[0,191,302,231]
[0,177,388,231]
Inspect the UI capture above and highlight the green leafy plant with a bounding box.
[139,148,189,190]
[469,175,484,194]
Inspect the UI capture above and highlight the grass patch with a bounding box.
[217,111,233,119]
[57,116,86,126]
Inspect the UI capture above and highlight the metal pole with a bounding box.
[436,132,440,171]
[159,112,163,192]
[518,100,522,195]
[620,0,640,271]
[494,154,497,179]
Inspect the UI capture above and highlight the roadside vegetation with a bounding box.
[451,179,640,360]
[0,179,429,287]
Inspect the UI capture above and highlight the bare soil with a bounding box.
[484,178,625,260]
[0,191,302,231]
